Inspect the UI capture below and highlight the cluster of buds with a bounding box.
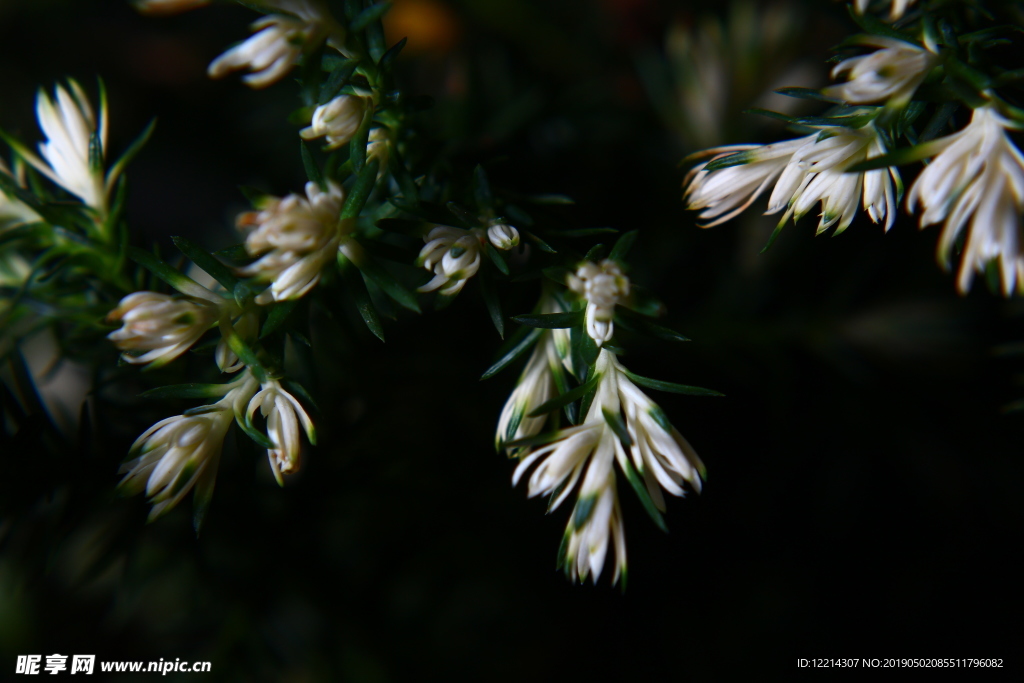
[567,260,629,345]
[237,181,347,304]
[508,349,704,584]
[107,291,224,368]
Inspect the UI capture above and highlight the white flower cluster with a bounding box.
[909,104,1024,294]
[16,81,110,215]
[685,123,900,235]
[300,95,368,150]
[237,181,348,304]
[507,349,704,584]
[119,371,315,520]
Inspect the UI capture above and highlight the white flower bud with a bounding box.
[208,5,327,89]
[246,380,316,484]
[107,291,219,367]
[487,222,519,250]
[300,95,368,150]
[365,127,390,171]
[567,260,629,344]
[416,226,482,296]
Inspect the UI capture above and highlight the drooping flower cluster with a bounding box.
[119,372,259,522]
[908,104,1024,295]
[824,36,938,108]
[508,349,705,584]
[116,366,317,521]
[237,181,347,304]
[684,122,900,235]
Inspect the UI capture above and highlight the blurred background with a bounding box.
[1,0,1021,678]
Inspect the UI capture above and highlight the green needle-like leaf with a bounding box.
[511,311,583,329]
[620,369,724,397]
[480,327,543,380]
[527,375,599,418]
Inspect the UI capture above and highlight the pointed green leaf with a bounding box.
[349,250,420,312]
[341,159,380,219]
[511,310,583,329]
[300,140,326,192]
[602,407,632,448]
[614,308,690,342]
[377,37,407,68]
[105,118,156,191]
[527,375,599,418]
[774,87,841,103]
[260,299,299,339]
[608,229,639,263]
[619,454,668,533]
[172,236,238,291]
[478,269,504,338]
[127,246,216,300]
[338,255,385,341]
[484,241,509,275]
[480,327,543,380]
[350,1,392,32]
[620,369,723,397]
[523,230,556,253]
[140,383,233,400]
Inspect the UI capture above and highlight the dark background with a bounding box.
[1,0,1021,679]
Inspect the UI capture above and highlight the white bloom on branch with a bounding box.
[107,291,220,367]
[237,181,346,304]
[300,95,368,150]
[685,123,900,234]
[365,127,390,171]
[496,335,558,450]
[21,81,108,213]
[512,350,703,584]
[416,225,482,296]
[908,104,1024,295]
[486,222,520,250]
[208,2,330,89]
[246,379,316,484]
[118,373,259,521]
[853,0,917,21]
[133,0,210,15]
[824,36,938,107]
[567,260,629,345]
